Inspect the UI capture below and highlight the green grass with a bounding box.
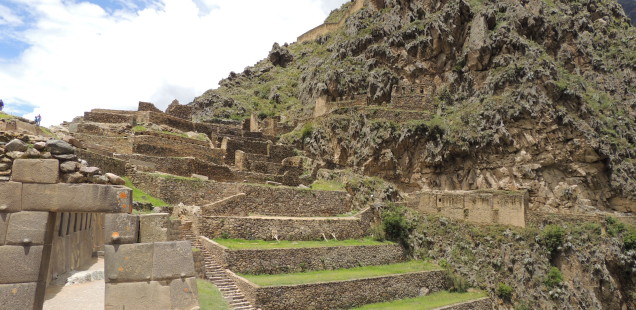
[214,238,393,250]
[122,177,169,207]
[310,179,346,191]
[149,172,202,181]
[0,112,14,120]
[240,260,440,286]
[197,279,230,310]
[351,291,488,310]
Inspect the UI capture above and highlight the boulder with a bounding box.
[46,140,74,155]
[5,139,27,153]
[105,173,126,185]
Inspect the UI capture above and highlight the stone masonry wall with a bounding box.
[84,111,135,125]
[200,207,374,241]
[203,185,351,217]
[407,190,528,227]
[115,153,234,181]
[132,135,224,163]
[76,149,128,176]
[229,269,448,310]
[200,237,406,274]
[74,134,133,154]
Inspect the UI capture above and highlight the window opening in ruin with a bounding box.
[420,88,424,94]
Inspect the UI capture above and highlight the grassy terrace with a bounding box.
[214,238,393,250]
[240,261,440,286]
[352,291,488,310]
[122,177,169,208]
[197,279,230,310]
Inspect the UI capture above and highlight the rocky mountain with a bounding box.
[191,0,636,215]
[619,0,636,24]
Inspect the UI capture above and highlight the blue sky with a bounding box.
[0,0,348,125]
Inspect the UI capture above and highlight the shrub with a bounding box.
[624,229,636,251]
[449,273,469,293]
[606,216,627,236]
[541,225,565,254]
[496,283,513,301]
[544,267,564,288]
[381,206,414,246]
[300,122,314,141]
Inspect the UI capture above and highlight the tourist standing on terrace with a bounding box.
[0,99,4,111]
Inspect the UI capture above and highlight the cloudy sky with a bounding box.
[0,0,348,126]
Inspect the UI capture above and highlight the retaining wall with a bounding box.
[132,135,223,163]
[76,149,127,176]
[228,269,448,310]
[200,208,374,241]
[200,237,406,274]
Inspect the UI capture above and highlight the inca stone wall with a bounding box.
[201,237,406,274]
[390,83,437,110]
[229,269,448,310]
[200,207,374,241]
[407,190,528,227]
[76,149,128,176]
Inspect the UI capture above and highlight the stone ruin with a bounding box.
[0,128,199,309]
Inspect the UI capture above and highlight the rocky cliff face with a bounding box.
[191,0,636,214]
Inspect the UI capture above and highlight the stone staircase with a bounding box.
[181,223,256,310]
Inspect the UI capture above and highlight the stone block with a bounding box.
[0,213,9,245]
[104,214,139,244]
[152,241,196,280]
[104,243,153,283]
[0,182,22,212]
[139,213,170,243]
[11,159,59,184]
[22,183,132,213]
[0,246,43,284]
[464,193,494,224]
[0,282,37,310]
[169,277,200,310]
[417,192,438,214]
[105,281,171,310]
[5,211,50,245]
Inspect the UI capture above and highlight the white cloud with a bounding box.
[0,0,349,126]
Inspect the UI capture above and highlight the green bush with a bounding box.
[606,216,627,236]
[381,206,414,246]
[624,230,636,251]
[544,267,564,288]
[449,273,469,293]
[300,122,314,141]
[496,283,513,301]
[541,225,565,254]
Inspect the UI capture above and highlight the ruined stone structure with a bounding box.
[390,82,437,110]
[314,94,369,117]
[406,190,528,227]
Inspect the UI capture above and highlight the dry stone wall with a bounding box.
[200,207,374,241]
[132,135,223,163]
[76,149,127,176]
[229,269,448,310]
[200,237,406,274]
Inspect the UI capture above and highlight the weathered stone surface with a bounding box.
[0,246,43,283]
[0,182,22,212]
[104,243,153,282]
[104,213,139,244]
[80,166,101,176]
[23,148,41,158]
[139,214,169,243]
[46,139,74,155]
[152,241,196,280]
[59,161,79,173]
[105,281,171,310]
[0,213,9,245]
[33,142,46,151]
[169,277,200,310]
[52,154,77,161]
[62,172,84,183]
[11,159,59,184]
[0,282,37,310]
[5,211,49,245]
[5,139,28,152]
[105,173,126,185]
[22,183,132,213]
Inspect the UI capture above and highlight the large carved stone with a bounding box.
[11,159,59,184]
[0,246,43,284]
[104,243,153,283]
[139,214,170,243]
[105,281,171,310]
[0,282,37,310]
[152,241,196,281]
[4,211,50,245]
[104,214,139,245]
[0,213,9,245]
[0,182,22,212]
[22,183,132,213]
